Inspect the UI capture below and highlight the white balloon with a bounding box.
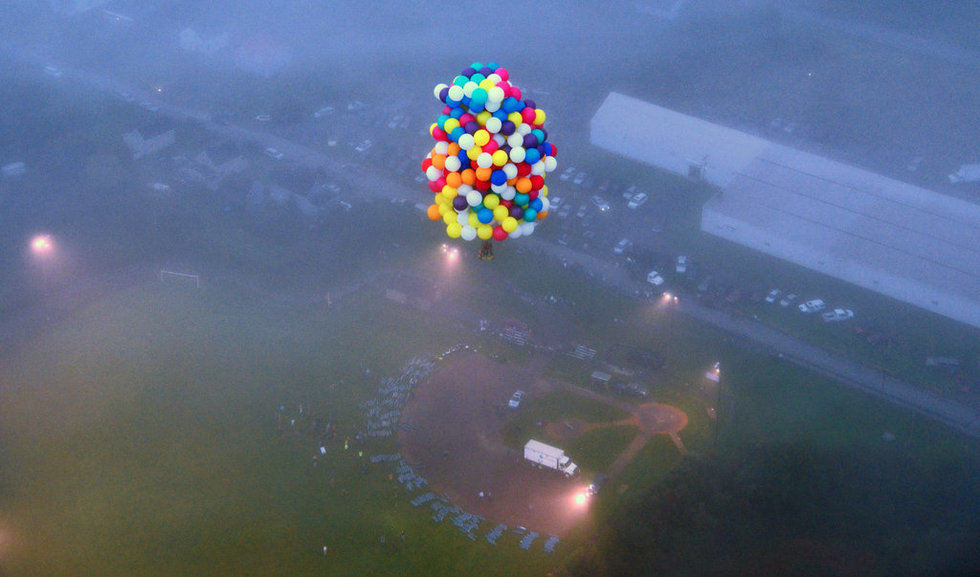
[484,99,500,113]
[476,153,493,169]
[461,226,477,241]
[463,81,478,98]
[544,156,558,172]
[466,190,483,207]
[503,163,518,180]
[426,165,442,181]
[530,161,546,175]
[500,186,516,201]
[458,133,475,150]
[433,83,449,100]
[491,182,508,194]
[509,225,523,239]
[539,196,550,212]
[457,210,469,223]
[516,123,532,135]
[433,140,449,155]
[485,117,502,134]
[447,84,464,103]
[506,133,523,148]
[444,155,461,172]
[521,222,536,236]
[487,85,505,102]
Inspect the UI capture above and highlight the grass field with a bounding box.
[2,238,979,575]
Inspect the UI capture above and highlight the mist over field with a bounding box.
[2,2,980,575]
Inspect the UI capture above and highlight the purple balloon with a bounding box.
[453,196,469,212]
[439,86,450,102]
[522,134,538,149]
[479,66,493,76]
[461,67,476,77]
[500,120,515,135]
[509,205,524,219]
[524,99,536,109]
[465,121,480,134]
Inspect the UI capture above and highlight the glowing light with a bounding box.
[31,235,53,255]
[574,492,588,507]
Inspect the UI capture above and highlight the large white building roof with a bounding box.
[591,92,980,329]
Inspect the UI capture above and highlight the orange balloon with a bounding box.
[431,154,446,170]
[447,142,461,156]
[537,210,548,220]
[515,177,532,194]
[445,171,462,188]
[460,168,476,186]
[426,204,441,221]
[475,167,493,182]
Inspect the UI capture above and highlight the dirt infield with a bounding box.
[398,350,688,536]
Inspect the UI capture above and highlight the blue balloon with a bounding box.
[530,198,544,212]
[514,192,530,206]
[450,107,465,119]
[524,147,541,165]
[523,208,538,222]
[502,97,522,113]
[478,208,494,224]
[449,126,465,142]
[491,169,508,186]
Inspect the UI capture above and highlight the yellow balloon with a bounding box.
[476,110,491,126]
[443,211,456,225]
[466,146,482,160]
[446,222,462,238]
[473,129,490,147]
[507,111,523,126]
[493,205,508,222]
[492,150,509,167]
[534,108,546,125]
[468,212,481,228]
[477,224,493,240]
[479,78,496,90]
[441,185,458,200]
[502,216,518,233]
[443,118,460,133]
[483,193,500,210]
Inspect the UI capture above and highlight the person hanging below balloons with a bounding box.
[421,62,557,260]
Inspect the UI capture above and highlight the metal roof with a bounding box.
[591,92,980,328]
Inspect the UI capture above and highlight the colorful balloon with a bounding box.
[421,63,557,253]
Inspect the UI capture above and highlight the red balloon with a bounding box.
[530,175,545,190]
[516,162,532,177]
[492,226,508,241]
[421,158,433,172]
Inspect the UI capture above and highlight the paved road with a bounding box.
[525,237,980,439]
[9,40,980,440]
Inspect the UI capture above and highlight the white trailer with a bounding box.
[523,439,579,478]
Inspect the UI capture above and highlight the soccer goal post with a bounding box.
[159,269,200,288]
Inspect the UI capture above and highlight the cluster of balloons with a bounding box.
[422,62,557,244]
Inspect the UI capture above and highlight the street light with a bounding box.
[30,234,55,293]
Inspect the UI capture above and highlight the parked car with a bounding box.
[264,147,284,160]
[355,139,373,153]
[508,390,525,408]
[613,238,632,254]
[779,293,797,307]
[647,271,665,286]
[591,195,610,212]
[675,255,687,274]
[560,167,576,181]
[798,299,826,313]
[765,288,782,303]
[627,192,648,209]
[822,308,854,322]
